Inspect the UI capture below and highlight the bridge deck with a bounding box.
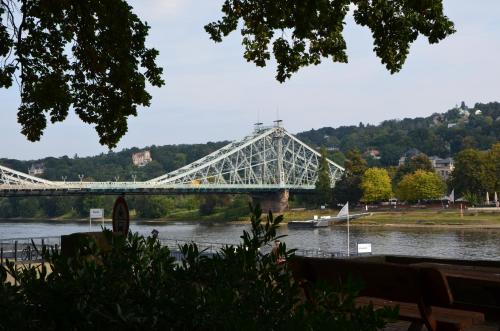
[0,184,315,197]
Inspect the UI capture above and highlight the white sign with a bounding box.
[90,209,104,219]
[357,243,372,254]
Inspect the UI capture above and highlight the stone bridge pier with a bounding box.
[251,190,289,214]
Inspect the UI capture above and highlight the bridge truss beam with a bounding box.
[0,125,344,197]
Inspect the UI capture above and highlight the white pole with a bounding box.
[347,203,350,257]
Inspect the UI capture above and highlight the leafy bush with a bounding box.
[0,205,396,330]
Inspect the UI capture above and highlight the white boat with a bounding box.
[287,215,331,228]
[287,212,370,229]
[287,219,330,228]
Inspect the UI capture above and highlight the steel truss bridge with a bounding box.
[0,124,344,197]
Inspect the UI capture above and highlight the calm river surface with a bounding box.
[1,221,500,260]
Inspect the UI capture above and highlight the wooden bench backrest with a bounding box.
[290,256,453,306]
[383,255,500,269]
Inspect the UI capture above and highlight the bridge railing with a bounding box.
[158,237,353,260]
[0,236,60,264]
[0,235,355,264]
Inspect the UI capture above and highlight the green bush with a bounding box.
[0,205,396,330]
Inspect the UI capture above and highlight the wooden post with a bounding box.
[41,238,45,262]
[14,240,17,261]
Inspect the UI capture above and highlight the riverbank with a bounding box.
[281,208,500,228]
[352,209,500,227]
[2,207,500,228]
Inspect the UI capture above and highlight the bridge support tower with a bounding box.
[251,190,289,213]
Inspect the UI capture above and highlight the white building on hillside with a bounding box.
[132,151,152,167]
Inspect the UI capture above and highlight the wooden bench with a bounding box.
[290,256,485,331]
[352,255,500,320]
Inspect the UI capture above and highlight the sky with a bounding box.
[1,1,500,160]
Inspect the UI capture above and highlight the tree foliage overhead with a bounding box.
[206,0,455,82]
[0,0,164,148]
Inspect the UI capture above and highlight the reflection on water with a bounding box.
[1,221,499,260]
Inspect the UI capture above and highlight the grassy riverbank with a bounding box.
[279,208,500,228]
[354,210,500,227]
[131,207,500,227]
[2,207,500,228]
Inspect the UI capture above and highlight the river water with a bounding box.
[1,221,499,260]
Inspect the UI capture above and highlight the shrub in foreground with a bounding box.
[0,205,396,330]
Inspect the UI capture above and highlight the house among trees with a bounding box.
[28,163,45,176]
[429,156,454,180]
[132,150,153,167]
[363,149,381,160]
[398,148,422,166]
[398,149,454,180]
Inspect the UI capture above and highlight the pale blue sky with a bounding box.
[1,1,499,160]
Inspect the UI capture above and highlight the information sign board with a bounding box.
[90,209,104,219]
[357,243,372,254]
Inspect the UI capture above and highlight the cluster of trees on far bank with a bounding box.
[0,194,251,220]
[1,102,499,218]
[313,143,500,207]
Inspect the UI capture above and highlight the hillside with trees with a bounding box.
[0,142,228,182]
[0,102,499,218]
[2,101,498,181]
[297,101,500,166]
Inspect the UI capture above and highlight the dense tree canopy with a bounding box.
[394,154,434,185]
[2,1,454,147]
[361,168,392,203]
[314,147,333,205]
[206,0,455,82]
[0,0,164,148]
[396,169,445,202]
[450,144,500,196]
[297,102,500,165]
[333,149,367,204]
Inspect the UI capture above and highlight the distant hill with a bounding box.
[1,102,499,180]
[1,142,228,182]
[296,101,500,166]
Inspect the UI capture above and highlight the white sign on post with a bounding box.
[90,209,104,219]
[89,209,105,230]
[357,243,372,254]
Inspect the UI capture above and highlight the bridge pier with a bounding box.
[251,190,289,214]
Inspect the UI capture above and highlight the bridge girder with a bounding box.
[0,125,344,196]
[148,126,344,188]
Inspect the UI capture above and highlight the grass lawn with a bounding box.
[280,208,500,227]
[356,209,500,226]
